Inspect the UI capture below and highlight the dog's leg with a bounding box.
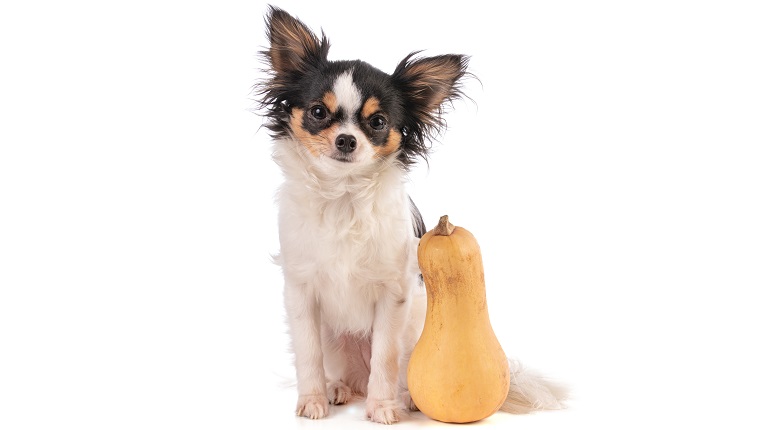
[398,287,426,412]
[398,344,418,413]
[322,330,354,405]
[365,282,411,424]
[284,282,328,419]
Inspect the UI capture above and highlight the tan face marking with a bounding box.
[373,128,402,158]
[361,97,400,159]
[361,97,381,119]
[291,107,340,158]
[322,91,338,113]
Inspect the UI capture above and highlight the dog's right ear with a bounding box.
[264,6,329,75]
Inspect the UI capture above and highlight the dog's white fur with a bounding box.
[274,133,421,423]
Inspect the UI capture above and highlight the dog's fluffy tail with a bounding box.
[501,358,569,414]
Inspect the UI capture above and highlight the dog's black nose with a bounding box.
[335,134,357,153]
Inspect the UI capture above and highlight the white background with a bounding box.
[1,1,759,429]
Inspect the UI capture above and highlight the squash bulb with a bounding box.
[408,215,509,423]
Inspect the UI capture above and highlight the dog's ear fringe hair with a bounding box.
[391,52,473,168]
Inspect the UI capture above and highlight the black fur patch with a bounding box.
[409,197,426,239]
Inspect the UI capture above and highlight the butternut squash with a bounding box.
[408,215,509,423]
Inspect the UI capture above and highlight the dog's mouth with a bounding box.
[330,153,355,163]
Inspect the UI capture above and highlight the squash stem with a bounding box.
[433,215,456,236]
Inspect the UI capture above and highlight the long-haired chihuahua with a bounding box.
[257,6,566,424]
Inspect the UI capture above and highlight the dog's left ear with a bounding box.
[391,53,469,123]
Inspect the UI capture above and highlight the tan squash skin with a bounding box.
[408,215,510,423]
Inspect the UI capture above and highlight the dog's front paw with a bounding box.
[296,394,329,419]
[366,398,401,424]
[327,380,352,405]
[400,390,418,411]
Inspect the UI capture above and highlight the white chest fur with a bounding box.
[274,141,416,333]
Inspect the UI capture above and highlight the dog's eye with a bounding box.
[369,115,387,131]
[310,105,327,120]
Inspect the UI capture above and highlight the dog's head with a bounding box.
[258,6,469,169]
